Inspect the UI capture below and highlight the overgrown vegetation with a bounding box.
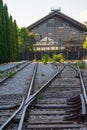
[0,0,18,63]
[16,64,19,68]
[0,0,35,63]
[41,54,49,64]
[52,53,65,63]
[41,53,65,64]
[36,93,43,102]
[0,70,3,74]
[83,36,87,50]
[6,71,16,78]
[83,21,87,50]
[77,61,85,69]
[75,61,85,69]
[0,70,16,79]
[18,27,35,54]
[41,73,45,77]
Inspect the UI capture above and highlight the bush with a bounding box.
[0,70,3,74]
[16,64,19,68]
[76,61,85,69]
[41,54,49,64]
[6,71,16,78]
[53,53,65,62]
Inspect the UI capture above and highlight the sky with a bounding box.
[3,0,87,28]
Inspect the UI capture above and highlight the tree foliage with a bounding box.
[0,0,35,63]
[83,36,87,49]
[18,27,35,53]
[41,54,49,64]
[82,21,87,50]
[84,21,87,27]
[0,0,18,63]
[53,53,65,62]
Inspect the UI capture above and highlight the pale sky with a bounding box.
[3,0,87,28]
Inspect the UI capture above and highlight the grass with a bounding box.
[76,61,85,69]
[8,71,16,78]
[36,93,43,102]
[0,70,3,74]
[41,73,45,77]
[3,70,16,78]
[16,64,19,68]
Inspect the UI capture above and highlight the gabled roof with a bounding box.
[40,37,53,42]
[27,10,87,32]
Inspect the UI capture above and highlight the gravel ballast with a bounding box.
[0,63,56,96]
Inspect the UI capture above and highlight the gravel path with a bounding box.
[0,63,56,97]
[38,63,57,86]
[0,63,35,95]
[0,61,26,72]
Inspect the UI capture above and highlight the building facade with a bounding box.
[27,10,87,59]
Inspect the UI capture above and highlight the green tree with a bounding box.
[17,27,23,53]
[26,32,35,52]
[83,36,87,49]
[0,0,35,62]
[13,20,18,60]
[83,21,87,49]
[19,27,35,53]
[5,5,10,62]
[2,4,10,62]
[84,21,87,27]
[9,15,17,61]
[0,0,19,63]
[0,0,4,63]
[20,27,29,54]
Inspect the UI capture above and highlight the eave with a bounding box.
[27,11,87,32]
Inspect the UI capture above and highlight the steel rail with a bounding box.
[24,63,67,110]
[0,104,20,110]
[0,61,31,84]
[0,61,27,73]
[26,64,87,128]
[67,63,78,72]
[78,66,87,104]
[0,98,25,130]
[0,62,36,130]
[17,63,67,130]
[16,61,32,73]
[18,63,38,130]
[0,63,67,130]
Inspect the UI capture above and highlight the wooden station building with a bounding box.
[27,9,87,60]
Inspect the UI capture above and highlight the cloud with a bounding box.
[79,10,87,23]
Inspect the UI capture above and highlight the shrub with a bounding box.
[53,53,65,62]
[41,54,49,64]
[6,71,16,78]
[77,61,85,69]
[0,70,3,74]
[16,64,19,68]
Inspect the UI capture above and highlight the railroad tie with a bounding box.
[64,94,87,123]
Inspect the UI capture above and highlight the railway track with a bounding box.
[0,61,31,84]
[26,64,87,130]
[0,62,38,130]
[0,63,87,130]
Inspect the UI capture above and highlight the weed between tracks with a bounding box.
[74,61,85,69]
[0,70,16,79]
[36,93,43,102]
[6,71,16,78]
[16,64,19,68]
[41,73,45,77]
